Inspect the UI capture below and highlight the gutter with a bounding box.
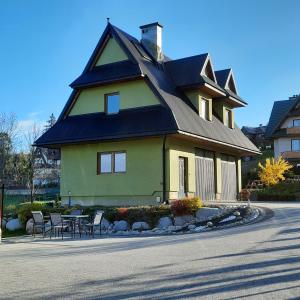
[162,134,168,204]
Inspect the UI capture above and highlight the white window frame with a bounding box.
[200,98,209,120]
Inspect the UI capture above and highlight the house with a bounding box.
[34,148,60,186]
[266,94,300,167]
[241,125,272,151]
[35,21,259,206]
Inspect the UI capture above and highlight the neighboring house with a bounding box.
[34,147,60,186]
[35,22,259,206]
[266,94,300,166]
[241,125,271,150]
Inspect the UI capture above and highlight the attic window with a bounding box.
[224,109,232,128]
[200,98,209,120]
[105,93,120,114]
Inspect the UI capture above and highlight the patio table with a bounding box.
[62,215,89,238]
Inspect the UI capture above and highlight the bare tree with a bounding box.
[24,123,42,203]
[0,112,18,185]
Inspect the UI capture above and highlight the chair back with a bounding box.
[50,213,63,226]
[32,211,44,225]
[70,209,83,216]
[93,210,104,225]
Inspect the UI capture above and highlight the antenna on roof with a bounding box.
[107,17,110,24]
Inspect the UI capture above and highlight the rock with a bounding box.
[26,219,51,234]
[233,211,241,217]
[206,221,214,227]
[174,215,195,226]
[168,225,182,232]
[157,216,173,229]
[132,221,150,231]
[194,226,206,232]
[219,215,236,223]
[6,218,23,231]
[196,208,220,222]
[188,224,196,230]
[113,220,129,231]
[100,218,111,230]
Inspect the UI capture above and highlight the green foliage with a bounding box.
[17,202,47,224]
[82,205,171,228]
[256,182,300,201]
[171,197,203,216]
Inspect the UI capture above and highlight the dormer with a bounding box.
[215,68,246,108]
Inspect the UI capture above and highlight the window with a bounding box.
[200,98,209,120]
[293,119,300,127]
[98,151,126,174]
[105,93,120,114]
[224,109,232,128]
[292,139,300,151]
[99,153,112,173]
[114,152,126,173]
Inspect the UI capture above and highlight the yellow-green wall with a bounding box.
[185,90,212,121]
[95,37,128,66]
[60,138,163,206]
[69,79,160,116]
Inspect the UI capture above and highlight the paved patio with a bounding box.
[1,202,300,299]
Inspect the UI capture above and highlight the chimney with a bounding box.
[140,22,163,62]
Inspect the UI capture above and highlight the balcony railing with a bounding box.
[287,126,300,134]
[281,151,300,159]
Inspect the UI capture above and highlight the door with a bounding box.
[178,157,187,198]
[221,155,237,201]
[195,149,215,201]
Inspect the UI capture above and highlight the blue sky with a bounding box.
[1,0,300,133]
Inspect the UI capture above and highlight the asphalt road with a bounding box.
[1,202,300,300]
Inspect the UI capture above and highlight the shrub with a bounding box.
[258,156,292,186]
[171,197,203,216]
[18,202,47,224]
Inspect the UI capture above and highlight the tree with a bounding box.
[24,123,42,203]
[0,112,17,185]
[258,156,293,186]
[44,113,56,133]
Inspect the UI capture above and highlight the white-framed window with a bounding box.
[114,152,126,173]
[200,98,209,120]
[97,151,126,174]
[99,153,112,173]
[293,119,300,127]
[291,139,300,152]
[224,108,232,128]
[105,93,120,114]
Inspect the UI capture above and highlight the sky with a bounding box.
[1,0,300,136]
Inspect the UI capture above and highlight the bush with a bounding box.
[18,202,47,224]
[171,197,203,216]
[82,205,171,228]
[256,182,300,201]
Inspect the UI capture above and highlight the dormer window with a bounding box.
[293,119,300,127]
[105,93,120,114]
[200,98,209,120]
[224,108,232,128]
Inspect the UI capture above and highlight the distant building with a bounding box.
[34,147,60,186]
[266,94,300,167]
[241,125,272,150]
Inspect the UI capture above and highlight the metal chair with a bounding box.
[31,211,47,238]
[85,211,104,238]
[50,213,69,239]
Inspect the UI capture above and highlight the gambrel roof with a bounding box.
[35,23,259,154]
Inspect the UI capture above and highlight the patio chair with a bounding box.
[85,210,104,238]
[31,211,47,238]
[50,213,69,240]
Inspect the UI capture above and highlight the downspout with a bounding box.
[162,135,168,204]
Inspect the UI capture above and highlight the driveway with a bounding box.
[1,202,300,299]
